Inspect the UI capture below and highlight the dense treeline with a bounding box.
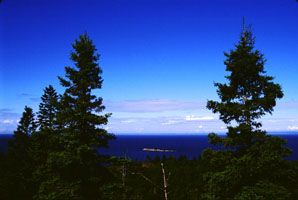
[1,26,298,200]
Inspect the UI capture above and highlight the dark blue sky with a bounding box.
[1,0,298,134]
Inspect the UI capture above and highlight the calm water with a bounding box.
[100,134,298,161]
[1,133,298,161]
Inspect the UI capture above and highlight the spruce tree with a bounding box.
[31,85,60,187]
[9,106,36,152]
[37,85,58,130]
[35,33,115,200]
[6,106,37,200]
[206,25,283,148]
[58,33,114,147]
[201,25,295,199]
[33,84,59,159]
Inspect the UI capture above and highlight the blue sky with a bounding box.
[0,0,298,134]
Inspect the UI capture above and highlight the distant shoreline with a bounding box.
[1,131,298,136]
[2,134,298,160]
[2,132,298,138]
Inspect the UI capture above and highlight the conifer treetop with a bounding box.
[207,26,283,130]
[37,85,58,130]
[57,33,113,148]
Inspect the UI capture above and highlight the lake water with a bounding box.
[1,133,298,161]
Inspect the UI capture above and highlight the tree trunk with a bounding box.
[161,163,168,200]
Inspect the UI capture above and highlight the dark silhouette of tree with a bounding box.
[58,32,114,147]
[6,106,37,200]
[37,85,58,130]
[201,24,296,199]
[32,84,59,164]
[8,106,36,155]
[34,33,115,200]
[207,25,283,148]
[11,106,37,138]
[30,85,61,199]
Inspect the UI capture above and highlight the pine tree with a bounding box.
[37,85,58,130]
[35,33,115,200]
[6,106,37,200]
[58,33,114,147]
[9,106,36,152]
[201,24,296,199]
[31,85,60,186]
[206,25,283,148]
[33,84,59,157]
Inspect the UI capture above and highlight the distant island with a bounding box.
[142,148,176,152]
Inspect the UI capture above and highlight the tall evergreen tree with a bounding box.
[37,85,58,130]
[35,33,115,200]
[5,106,37,200]
[58,33,114,147]
[9,106,36,153]
[201,25,295,199]
[206,25,283,148]
[31,85,60,188]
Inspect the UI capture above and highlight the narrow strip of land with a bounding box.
[142,148,175,152]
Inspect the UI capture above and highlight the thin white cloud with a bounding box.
[2,120,15,124]
[266,119,280,123]
[161,120,182,125]
[0,110,21,133]
[288,126,298,130]
[185,115,214,121]
[161,115,215,126]
[121,119,135,124]
[106,110,298,133]
[105,99,205,113]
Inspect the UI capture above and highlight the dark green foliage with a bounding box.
[200,136,295,200]
[31,85,59,169]
[30,85,64,199]
[207,26,283,147]
[33,33,116,199]
[201,25,297,199]
[0,33,116,200]
[104,155,203,200]
[8,106,36,160]
[11,106,37,139]
[234,181,290,200]
[4,106,37,200]
[37,85,58,130]
[57,33,114,147]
